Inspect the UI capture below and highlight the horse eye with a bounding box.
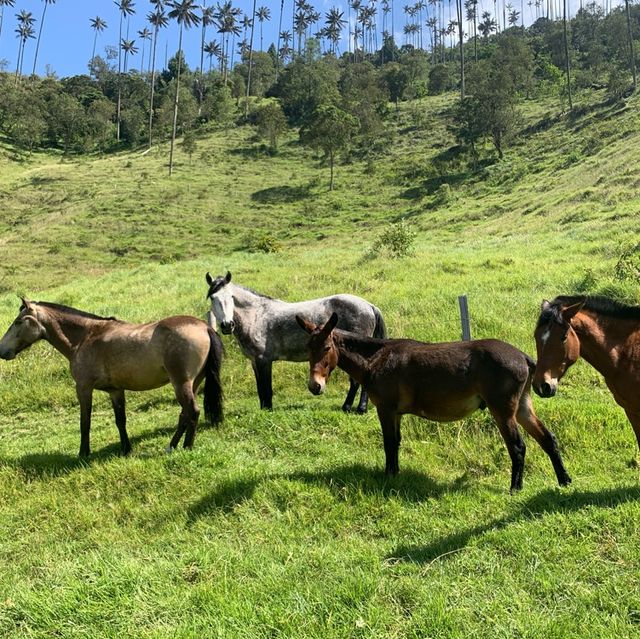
[323,346,331,353]
[561,332,568,343]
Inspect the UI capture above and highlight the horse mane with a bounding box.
[36,301,120,322]
[539,295,640,326]
[207,276,274,301]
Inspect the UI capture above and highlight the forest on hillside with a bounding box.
[0,0,638,176]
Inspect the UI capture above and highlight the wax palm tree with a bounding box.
[0,0,16,47]
[90,16,108,70]
[115,0,136,142]
[137,27,152,73]
[147,6,169,147]
[167,0,201,176]
[562,0,572,109]
[465,0,477,61]
[121,38,138,72]
[275,0,285,79]
[279,29,292,63]
[256,5,271,50]
[624,0,637,90]
[244,0,257,117]
[325,7,346,56]
[204,39,221,71]
[31,0,56,76]
[478,10,496,39]
[15,10,35,81]
[199,5,216,80]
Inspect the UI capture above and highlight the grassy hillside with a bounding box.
[0,91,639,638]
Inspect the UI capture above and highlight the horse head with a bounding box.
[0,298,46,361]
[532,298,584,398]
[296,312,339,395]
[206,271,235,334]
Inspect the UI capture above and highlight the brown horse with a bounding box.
[0,299,223,457]
[533,295,640,451]
[297,313,571,492]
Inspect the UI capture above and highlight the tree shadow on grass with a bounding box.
[251,184,311,204]
[186,463,471,523]
[390,484,640,564]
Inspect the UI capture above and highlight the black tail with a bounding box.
[203,328,224,426]
[372,305,387,339]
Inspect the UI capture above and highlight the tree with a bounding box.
[244,0,257,117]
[147,6,169,147]
[180,129,197,164]
[300,104,358,190]
[624,0,637,90]
[0,0,16,49]
[89,16,108,72]
[255,100,287,148]
[253,5,270,51]
[167,0,201,176]
[116,0,136,142]
[32,0,56,77]
[15,11,36,81]
[198,5,216,105]
[562,0,573,109]
[121,38,139,73]
[137,27,152,73]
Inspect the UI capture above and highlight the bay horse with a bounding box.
[0,299,223,457]
[296,313,571,493]
[206,271,386,412]
[533,295,640,451]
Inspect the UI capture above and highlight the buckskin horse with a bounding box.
[0,299,223,457]
[533,295,640,452]
[297,313,571,492]
[206,271,386,412]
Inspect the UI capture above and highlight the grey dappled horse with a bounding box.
[205,271,387,411]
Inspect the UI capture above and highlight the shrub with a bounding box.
[614,243,640,282]
[369,219,417,259]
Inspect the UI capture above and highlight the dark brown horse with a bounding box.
[0,299,223,457]
[297,313,571,492]
[533,295,640,451]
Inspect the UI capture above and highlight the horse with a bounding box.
[533,295,640,452]
[0,299,223,457]
[296,313,571,493]
[205,271,387,412]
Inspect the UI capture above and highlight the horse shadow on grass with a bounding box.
[390,484,640,565]
[251,184,311,204]
[186,463,472,523]
[0,423,179,480]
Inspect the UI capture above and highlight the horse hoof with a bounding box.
[356,407,368,415]
[165,446,175,454]
[341,405,352,413]
[560,475,572,487]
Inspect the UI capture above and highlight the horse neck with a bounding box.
[37,307,99,360]
[231,285,274,330]
[572,310,635,376]
[334,331,386,385]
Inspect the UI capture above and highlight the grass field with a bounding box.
[0,90,639,638]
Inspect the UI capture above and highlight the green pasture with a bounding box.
[0,92,639,637]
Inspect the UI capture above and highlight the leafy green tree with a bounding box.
[255,100,287,149]
[180,129,198,164]
[300,104,358,190]
[49,92,85,154]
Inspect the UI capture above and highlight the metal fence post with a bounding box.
[458,295,472,341]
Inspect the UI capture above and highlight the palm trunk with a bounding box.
[625,0,637,91]
[457,0,465,99]
[140,41,145,74]
[245,0,258,119]
[149,26,159,148]
[199,20,206,108]
[168,25,184,176]
[562,0,573,110]
[276,0,284,80]
[91,31,98,72]
[117,13,123,142]
[32,2,49,77]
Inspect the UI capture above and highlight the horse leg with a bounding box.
[489,404,526,492]
[252,357,273,410]
[624,408,640,459]
[377,406,401,475]
[342,378,359,412]
[76,385,93,458]
[109,389,131,456]
[171,381,200,450]
[516,392,571,486]
[356,388,369,414]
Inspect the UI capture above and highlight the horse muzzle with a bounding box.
[220,321,235,335]
[308,380,324,395]
[533,380,557,398]
[0,348,16,361]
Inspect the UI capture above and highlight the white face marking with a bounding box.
[540,328,551,346]
[210,286,234,325]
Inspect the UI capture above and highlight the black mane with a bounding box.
[538,295,640,327]
[206,276,274,301]
[36,301,119,321]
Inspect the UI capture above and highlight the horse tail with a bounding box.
[372,305,387,339]
[203,328,224,426]
[524,353,536,374]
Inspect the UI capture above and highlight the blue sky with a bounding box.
[0,0,616,79]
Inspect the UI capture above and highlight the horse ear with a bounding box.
[320,312,339,337]
[561,300,585,324]
[296,315,315,334]
[205,272,214,285]
[541,299,551,312]
[19,296,32,311]
[225,271,232,283]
